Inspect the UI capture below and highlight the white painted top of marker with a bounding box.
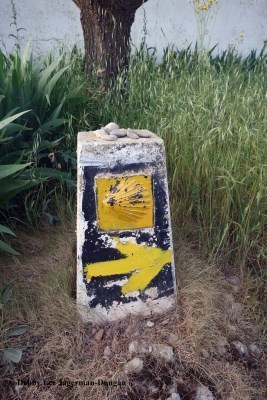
[78,131,165,168]
[78,131,163,144]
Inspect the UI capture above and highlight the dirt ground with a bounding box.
[0,219,266,400]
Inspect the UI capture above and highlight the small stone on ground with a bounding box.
[124,357,144,374]
[94,328,104,341]
[231,340,248,358]
[195,384,214,400]
[103,346,112,358]
[167,393,181,400]
[226,276,241,286]
[152,343,174,362]
[129,340,174,362]
[248,343,263,358]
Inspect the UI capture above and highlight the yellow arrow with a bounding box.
[85,237,172,295]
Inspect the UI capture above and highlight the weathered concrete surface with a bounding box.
[77,131,176,322]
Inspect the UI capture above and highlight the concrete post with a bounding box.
[77,127,176,322]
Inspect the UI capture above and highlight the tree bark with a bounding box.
[73,0,148,85]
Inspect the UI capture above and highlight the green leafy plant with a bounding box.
[0,283,29,373]
[0,45,85,171]
[0,224,19,256]
[0,45,85,230]
[0,110,37,255]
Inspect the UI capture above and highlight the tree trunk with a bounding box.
[74,0,147,86]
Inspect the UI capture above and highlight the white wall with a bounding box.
[0,0,266,56]
[0,0,83,54]
[132,0,267,56]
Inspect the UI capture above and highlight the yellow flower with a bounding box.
[196,4,209,10]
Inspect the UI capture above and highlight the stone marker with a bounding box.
[77,125,176,322]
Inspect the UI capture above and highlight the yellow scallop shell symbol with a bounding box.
[96,175,154,231]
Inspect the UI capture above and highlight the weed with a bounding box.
[99,44,267,277]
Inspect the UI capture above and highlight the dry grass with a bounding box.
[0,217,265,400]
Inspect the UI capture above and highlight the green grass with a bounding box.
[98,45,267,273]
[0,46,87,233]
[1,43,266,276]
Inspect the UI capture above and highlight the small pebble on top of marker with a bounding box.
[94,122,156,141]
